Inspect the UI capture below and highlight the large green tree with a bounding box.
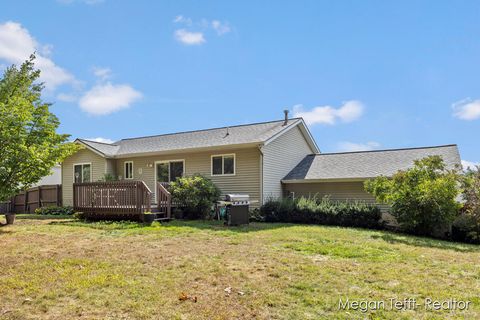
[457,166,480,241]
[365,156,462,236]
[0,54,78,201]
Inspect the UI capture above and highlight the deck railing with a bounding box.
[156,182,172,218]
[73,180,152,215]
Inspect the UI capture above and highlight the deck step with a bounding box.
[154,217,173,222]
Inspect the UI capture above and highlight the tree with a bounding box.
[456,166,480,242]
[364,156,462,236]
[0,54,79,201]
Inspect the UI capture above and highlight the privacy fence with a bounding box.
[0,185,62,214]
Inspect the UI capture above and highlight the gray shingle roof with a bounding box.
[283,145,461,181]
[78,118,304,157]
[77,139,120,157]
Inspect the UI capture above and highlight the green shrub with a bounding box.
[453,166,480,243]
[249,208,263,222]
[98,173,117,182]
[35,206,75,215]
[260,197,296,222]
[365,156,462,237]
[259,196,383,229]
[169,174,221,219]
[73,212,85,220]
[452,214,480,244]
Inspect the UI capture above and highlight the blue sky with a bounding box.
[0,0,479,168]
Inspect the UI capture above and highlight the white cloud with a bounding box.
[92,66,112,81]
[0,21,141,116]
[337,141,381,152]
[0,21,76,91]
[173,16,231,45]
[173,15,192,26]
[56,93,77,102]
[85,137,115,144]
[79,83,142,115]
[462,160,479,171]
[174,29,206,45]
[211,20,231,35]
[293,100,364,125]
[452,98,480,121]
[40,44,53,56]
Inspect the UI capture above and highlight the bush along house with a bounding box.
[61,111,461,220]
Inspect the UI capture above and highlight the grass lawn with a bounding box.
[1,215,479,319]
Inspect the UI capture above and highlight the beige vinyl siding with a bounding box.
[61,148,108,205]
[262,125,314,202]
[283,181,391,212]
[105,159,116,177]
[114,147,261,208]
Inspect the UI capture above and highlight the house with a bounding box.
[31,165,62,187]
[61,113,461,214]
[62,114,319,209]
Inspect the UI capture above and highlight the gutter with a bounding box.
[281,177,373,184]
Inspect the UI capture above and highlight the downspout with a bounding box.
[258,144,264,206]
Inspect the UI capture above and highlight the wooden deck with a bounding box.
[73,180,172,220]
[74,180,152,215]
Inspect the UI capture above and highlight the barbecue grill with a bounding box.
[224,194,250,205]
[216,194,251,225]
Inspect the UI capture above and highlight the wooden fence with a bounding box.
[0,185,62,214]
[73,180,152,215]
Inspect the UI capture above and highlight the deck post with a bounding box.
[73,184,77,211]
[136,182,141,214]
[167,195,171,219]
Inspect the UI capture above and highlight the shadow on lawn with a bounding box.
[0,228,13,235]
[16,214,73,220]
[0,221,13,234]
[48,219,296,233]
[373,233,480,253]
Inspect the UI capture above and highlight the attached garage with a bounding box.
[281,145,462,214]
[283,180,375,202]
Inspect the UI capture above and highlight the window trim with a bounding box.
[124,161,134,180]
[73,162,92,183]
[211,153,236,176]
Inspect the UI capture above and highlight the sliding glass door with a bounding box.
[156,161,184,183]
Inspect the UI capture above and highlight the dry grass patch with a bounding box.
[0,216,479,319]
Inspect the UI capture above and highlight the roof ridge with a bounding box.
[118,118,302,142]
[315,144,458,156]
[78,138,119,146]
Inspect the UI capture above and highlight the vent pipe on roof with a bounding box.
[283,110,289,126]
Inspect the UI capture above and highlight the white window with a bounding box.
[211,154,235,176]
[74,163,91,183]
[124,161,133,179]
